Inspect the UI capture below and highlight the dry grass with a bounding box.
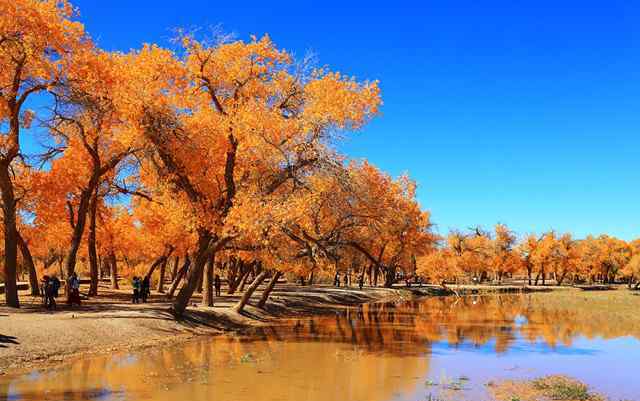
[489,375,605,401]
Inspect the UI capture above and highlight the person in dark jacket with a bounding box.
[141,276,150,303]
[132,276,141,304]
[214,274,221,296]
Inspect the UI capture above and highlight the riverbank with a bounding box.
[0,283,423,376]
[0,282,631,377]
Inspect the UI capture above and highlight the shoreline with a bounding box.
[0,284,419,377]
[0,283,621,377]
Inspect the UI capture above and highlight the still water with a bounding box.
[2,292,639,401]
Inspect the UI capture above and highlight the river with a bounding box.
[1,291,639,400]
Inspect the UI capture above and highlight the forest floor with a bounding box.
[0,281,627,377]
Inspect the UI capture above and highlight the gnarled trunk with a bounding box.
[258,271,282,309]
[234,271,268,313]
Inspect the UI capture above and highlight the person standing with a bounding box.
[51,275,61,299]
[334,272,340,287]
[132,276,141,304]
[41,276,56,310]
[141,276,150,303]
[68,272,81,306]
[214,274,221,297]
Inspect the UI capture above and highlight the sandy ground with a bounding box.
[0,283,412,376]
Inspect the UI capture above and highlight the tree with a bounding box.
[0,0,88,306]
[122,33,381,317]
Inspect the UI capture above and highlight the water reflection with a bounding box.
[247,293,640,355]
[2,293,640,401]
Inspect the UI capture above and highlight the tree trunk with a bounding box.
[230,270,250,295]
[144,247,174,282]
[170,256,180,282]
[109,252,119,289]
[88,189,99,296]
[0,165,19,307]
[196,264,204,294]
[157,257,168,293]
[557,269,568,286]
[383,267,395,288]
[238,266,252,293]
[17,231,39,297]
[201,254,215,307]
[64,185,95,301]
[373,265,379,287]
[173,232,213,317]
[258,271,282,309]
[167,255,191,299]
[234,271,268,313]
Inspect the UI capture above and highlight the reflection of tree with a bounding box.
[4,293,638,401]
[243,294,640,355]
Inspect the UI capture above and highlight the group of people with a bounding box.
[40,272,81,310]
[129,274,222,303]
[131,276,151,303]
[333,272,366,290]
[41,275,61,310]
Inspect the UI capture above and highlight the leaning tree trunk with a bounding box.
[157,257,168,293]
[144,247,174,282]
[238,267,252,293]
[227,260,247,294]
[230,269,250,295]
[170,256,180,283]
[173,232,213,317]
[258,271,282,309]
[109,252,119,289]
[167,255,191,300]
[17,231,39,297]
[88,190,99,296]
[201,254,215,307]
[0,164,19,307]
[234,271,268,313]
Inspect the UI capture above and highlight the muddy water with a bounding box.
[2,292,640,401]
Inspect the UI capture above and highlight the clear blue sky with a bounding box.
[62,0,639,240]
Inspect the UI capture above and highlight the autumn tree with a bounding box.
[0,0,88,306]
[118,33,380,316]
